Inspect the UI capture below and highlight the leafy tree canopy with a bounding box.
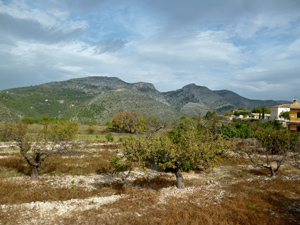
[238,106,249,111]
[111,117,227,188]
[280,111,290,120]
[252,107,271,114]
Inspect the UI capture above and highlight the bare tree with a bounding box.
[11,121,78,181]
[236,128,300,176]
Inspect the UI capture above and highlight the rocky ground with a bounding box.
[1,142,300,225]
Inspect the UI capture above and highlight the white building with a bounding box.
[270,104,290,120]
[249,113,271,120]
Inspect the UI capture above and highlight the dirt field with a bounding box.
[1,142,300,225]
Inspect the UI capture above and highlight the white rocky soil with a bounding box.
[1,142,299,225]
[0,165,247,224]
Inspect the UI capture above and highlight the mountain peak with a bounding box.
[133,82,155,90]
[183,83,197,88]
[182,83,208,90]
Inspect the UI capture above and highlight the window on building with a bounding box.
[297,112,300,118]
[297,126,300,132]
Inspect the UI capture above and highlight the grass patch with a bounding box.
[57,176,300,225]
[0,179,113,204]
[132,175,176,190]
[40,154,115,176]
[0,148,117,177]
[0,156,31,177]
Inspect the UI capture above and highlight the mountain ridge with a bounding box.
[0,76,291,124]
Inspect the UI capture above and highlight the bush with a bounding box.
[87,126,95,134]
[222,126,239,138]
[47,120,78,141]
[105,133,114,142]
[0,122,14,141]
[21,117,39,124]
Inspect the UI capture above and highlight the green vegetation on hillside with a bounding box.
[0,87,90,120]
[66,88,184,125]
[0,76,290,123]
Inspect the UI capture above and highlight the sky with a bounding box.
[0,0,300,101]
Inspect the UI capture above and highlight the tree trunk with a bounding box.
[175,168,185,189]
[269,165,275,177]
[31,166,39,181]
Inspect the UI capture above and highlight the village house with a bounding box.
[249,113,259,119]
[249,113,271,120]
[270,104,290,120]
[287,99,300,132]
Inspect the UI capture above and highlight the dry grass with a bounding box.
[132,175,176,190]
[0,156,31,177]
[0,178,115,205]
[0,144,117,178]
[56,164,300,225]
[76,124,135,142]
[1,142,300,225]
[58,180,299,225]
[57,177,300,225]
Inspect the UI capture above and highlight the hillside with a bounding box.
[0,76,291,123]
[214,90,290,110]
[0,101,23,122]
[163,84,235,115]
[66,88,183,124]
[0,77,173,122]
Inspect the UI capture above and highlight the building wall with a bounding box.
[270,108,278,120]
[289,124,300,131]
[290,109,300,122]
[270,107,289,120]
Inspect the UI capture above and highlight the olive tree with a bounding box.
[236,128,300,176]
[112,111,165,139]
[111,117,226,188]
[9,120,78,181]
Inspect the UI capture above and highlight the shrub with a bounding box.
[47,120,78,141]
[0,122,14,141]
[21,117,39,124]
[105,133,114,142]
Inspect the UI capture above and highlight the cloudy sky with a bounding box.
[0,0,300,100]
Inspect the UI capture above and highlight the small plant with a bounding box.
[71,180,76,192]
[105,133,114,142]
[87,126,95,134]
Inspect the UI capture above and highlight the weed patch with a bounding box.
[0,178,114,205]
[132,175,176,190]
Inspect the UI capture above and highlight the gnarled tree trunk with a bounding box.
[175,168,185,189]
[31,166,39,181]
[21,151,41,181]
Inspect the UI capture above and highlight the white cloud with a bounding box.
[288,39,300,56]
[0,0,88,43]
[135,30,246,68]
[49,9,70,21]
[54,63,83,73]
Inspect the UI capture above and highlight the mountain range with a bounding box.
[0,76,290,124]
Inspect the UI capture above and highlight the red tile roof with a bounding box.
[290,103,300,109]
